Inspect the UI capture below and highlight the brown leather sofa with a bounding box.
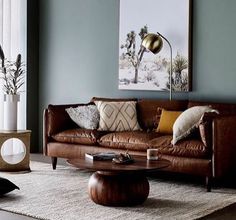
[43,98,236,191]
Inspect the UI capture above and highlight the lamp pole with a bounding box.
[156,32,173,101]
[141,32,173,100]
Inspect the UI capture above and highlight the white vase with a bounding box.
[3,94,20,131]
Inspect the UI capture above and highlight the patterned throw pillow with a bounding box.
[95,101,141,131]
[66,105,100,129]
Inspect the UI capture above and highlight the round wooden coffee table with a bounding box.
[67,156,170,206]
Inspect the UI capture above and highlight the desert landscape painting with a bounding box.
[119,0,191,91]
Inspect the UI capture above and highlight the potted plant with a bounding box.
[0,44,25,130]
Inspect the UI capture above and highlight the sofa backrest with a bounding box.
[46,98,236,136]
[137,99,188,130]
[188,101,236,115]
[90,97,137,102]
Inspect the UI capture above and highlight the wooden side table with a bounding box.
[0,130,31,172]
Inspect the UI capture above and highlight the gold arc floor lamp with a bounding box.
[141,32,173,100]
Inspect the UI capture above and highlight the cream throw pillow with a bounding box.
[95,101,141,131]
[172,106,218,145]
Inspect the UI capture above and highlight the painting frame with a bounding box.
[118,0,193,92]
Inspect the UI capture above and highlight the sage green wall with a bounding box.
[190,0,236,102]
[38,0,236,151]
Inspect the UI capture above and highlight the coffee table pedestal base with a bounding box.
[88,171,149,206]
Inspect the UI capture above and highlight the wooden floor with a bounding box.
[1,153,236,220]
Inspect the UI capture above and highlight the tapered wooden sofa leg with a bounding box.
[51,157,57,170]
[206,176,212,192]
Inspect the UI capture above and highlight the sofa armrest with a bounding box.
[45,103,94,137]
[47,104,79,136]
[43,105,77,156]
[199,112,219,147]
[212,115,236,178]
[43,103,89,155]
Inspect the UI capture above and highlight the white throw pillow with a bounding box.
[95,101,141,131]
[172,106,218,145]
[66,105,100,129]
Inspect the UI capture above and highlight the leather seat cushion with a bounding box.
[98,131,162,151]
[149,135,210,158]
[52,129,107,145]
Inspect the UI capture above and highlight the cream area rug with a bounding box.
[1,162,236,220]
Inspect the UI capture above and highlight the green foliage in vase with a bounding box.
[0,44,25,95]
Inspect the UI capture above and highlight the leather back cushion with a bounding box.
[137,99,188,130]
[188,101,236,115]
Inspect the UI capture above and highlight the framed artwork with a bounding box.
[119,0,192,92]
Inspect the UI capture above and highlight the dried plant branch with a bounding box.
[0,44,25,95]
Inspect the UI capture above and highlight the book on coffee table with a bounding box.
[85,152,116,161]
